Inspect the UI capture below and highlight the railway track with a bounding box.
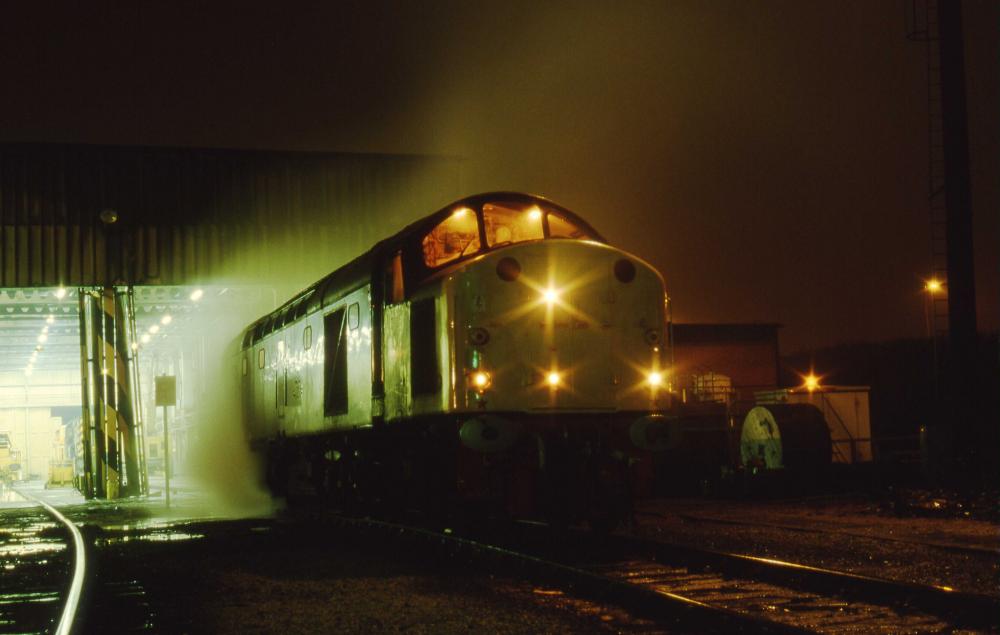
[315,512,1000,633]
[569,529,998,633]
[654,510,1000,557]
[1,487,85,635]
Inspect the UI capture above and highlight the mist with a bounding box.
[161,177,456,516]
[179,294,274,518]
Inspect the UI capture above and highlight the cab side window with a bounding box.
[421,207,480,268]
[386,251,405,303]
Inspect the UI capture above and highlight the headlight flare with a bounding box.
[617,359,674,399]
[542,287,560,306]
[471,370,492,392]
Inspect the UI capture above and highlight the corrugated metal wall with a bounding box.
[0,143,463,287]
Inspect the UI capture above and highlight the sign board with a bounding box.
[155,376,177,407]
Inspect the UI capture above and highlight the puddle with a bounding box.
[0,591,60,606]
[97,531,206,547]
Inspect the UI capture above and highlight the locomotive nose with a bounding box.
[457,239,666,413]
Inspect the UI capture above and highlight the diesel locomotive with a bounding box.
[238,192,674,528]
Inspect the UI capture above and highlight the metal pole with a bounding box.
[77,288,95,498]
[163,404,170,509]
[23,384,30,481]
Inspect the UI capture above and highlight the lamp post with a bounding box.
[924,278,944,402]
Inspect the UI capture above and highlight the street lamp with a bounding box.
[803,373,820,392]
[923,278,944,401]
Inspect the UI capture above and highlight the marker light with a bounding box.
[925,279,943,293]
[546,371,561,387]
[190,288,204,301]
[472,371,492,391]
[54,287,67,299]
[161,314,173,325]
[647,371,663,387]
[542,287,560,305]
[804,374,820,392]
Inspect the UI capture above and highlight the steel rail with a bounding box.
[665,511,1000,557]
[316,513,812,634]
[14,488,86,635]
[593,529,1000,632]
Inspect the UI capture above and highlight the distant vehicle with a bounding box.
[237,192,674,529]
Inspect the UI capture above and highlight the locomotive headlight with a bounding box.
[647,371,663,387]
[542,287,560,305]
[471,371,492,391]
[546,371,561,387]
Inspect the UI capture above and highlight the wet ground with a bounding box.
[2,478,997,634]
[1,480,635,634]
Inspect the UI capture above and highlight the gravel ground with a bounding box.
[81,520,656,634]
[634,495,999,596]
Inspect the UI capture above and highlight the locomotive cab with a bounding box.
[378,195,670,420]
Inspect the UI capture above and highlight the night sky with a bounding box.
[0,1,995,352]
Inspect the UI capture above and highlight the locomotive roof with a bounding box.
[241,192,605,346]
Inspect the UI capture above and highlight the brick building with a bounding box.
[670,323,781,401]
